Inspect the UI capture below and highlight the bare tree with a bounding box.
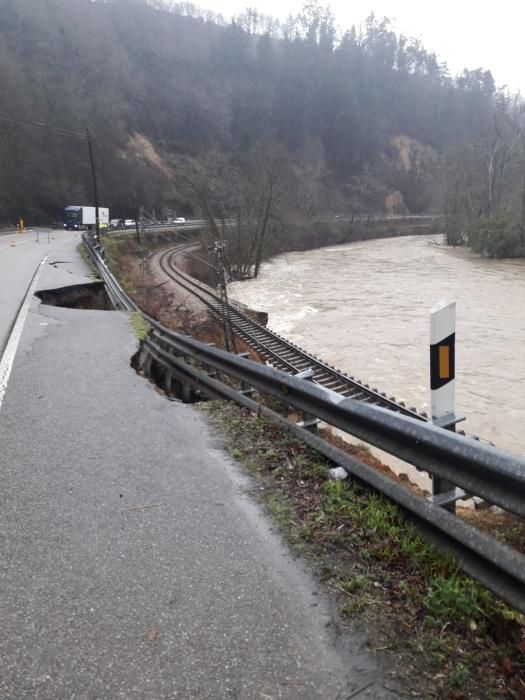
[474,95,524,218]
[176,146,290,279]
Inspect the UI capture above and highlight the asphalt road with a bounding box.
[0,228,90,353]
[0,236,402,699]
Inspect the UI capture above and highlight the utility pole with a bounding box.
[135,208,141,246]
[520,175,525,250]
[211,241,237,353]
[140,206,145,245]
[86,126,100,242]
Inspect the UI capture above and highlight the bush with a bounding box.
[467,216,525,258]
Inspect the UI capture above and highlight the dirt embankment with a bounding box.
[105,235,266,357]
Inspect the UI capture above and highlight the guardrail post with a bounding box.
[165,370,173,395]
[429,300,466,513]
[181,381,191,403]
[206,343,219,380]
[181,355,192,403]
[143,353,152,378]
[294,369,320,433]
[237,352,254,396]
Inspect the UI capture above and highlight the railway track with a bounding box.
[158,244,427,421]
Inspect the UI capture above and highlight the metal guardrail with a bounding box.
[143,326,525,517]
[91,243,138,312]
[83,233,525,614]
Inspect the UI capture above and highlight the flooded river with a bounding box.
[229,235,525,481]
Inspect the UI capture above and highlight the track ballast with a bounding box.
[159,244,427,421]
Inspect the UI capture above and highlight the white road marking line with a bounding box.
[0,255,48,413]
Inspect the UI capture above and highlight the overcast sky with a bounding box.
[201,0,524,92]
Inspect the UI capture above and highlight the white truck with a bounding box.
[63,205,109,231]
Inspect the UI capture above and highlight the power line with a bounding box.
[163,223,246,307]
[177,250,215,270]
[0,111,86,140]
[0,111,85,138]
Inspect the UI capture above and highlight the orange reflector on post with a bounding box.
[439,345,450,379]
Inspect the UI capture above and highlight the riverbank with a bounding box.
[202,400,525,699]
[264,215,444,261]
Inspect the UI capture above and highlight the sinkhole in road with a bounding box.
[35,282,112,310]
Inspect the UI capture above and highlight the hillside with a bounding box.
[0,0,514,229]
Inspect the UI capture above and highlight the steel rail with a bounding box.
[159,245,426,420]
[157,246,302,374]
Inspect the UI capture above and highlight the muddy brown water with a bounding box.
[229,235,525,490]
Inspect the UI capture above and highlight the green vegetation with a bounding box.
[76,242,97,274]
[99,233,130,275]
[201,399,525,698]
[467,216,525,258]
[129,312,150,341]
[322,480,450,578]
[424,574,492,626]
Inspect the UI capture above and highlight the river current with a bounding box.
[229,235,525,483]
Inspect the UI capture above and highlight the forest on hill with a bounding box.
[0,0,524,260]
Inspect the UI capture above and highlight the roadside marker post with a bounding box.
[430,300,456,424]
[429,300,465,512]
[35,230,51,244]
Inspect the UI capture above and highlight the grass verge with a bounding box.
[129,312,150,340]
[201,400,525,699]
[76,241,98,276]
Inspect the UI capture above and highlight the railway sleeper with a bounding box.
[341,390,366,400]
[251,334,270,343]
[312,371,333,380]
[294,364,314,373]
[319,378,344,389]
[279,352,301,361]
